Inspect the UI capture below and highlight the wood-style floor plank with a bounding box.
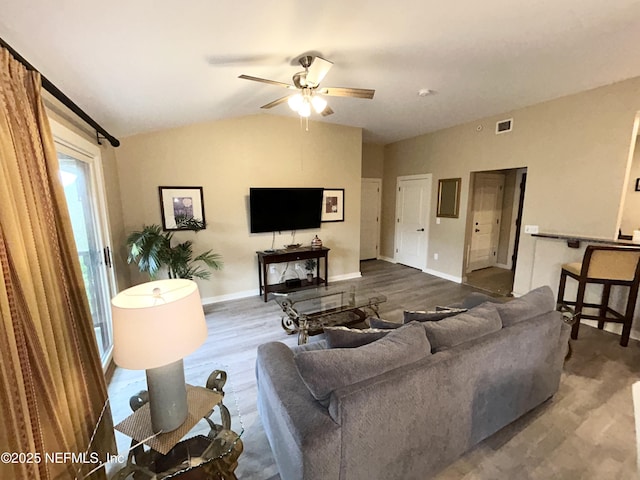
[107,260,640,479]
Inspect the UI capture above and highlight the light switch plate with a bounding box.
[524,225,539,234]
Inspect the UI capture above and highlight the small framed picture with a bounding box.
[322,188,345,222]
[158,186,205,230]
[635,178,640,192]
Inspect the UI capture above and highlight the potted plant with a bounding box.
[304,258,317,283]
[126,224,223,280]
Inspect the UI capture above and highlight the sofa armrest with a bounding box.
[256,342,340,480]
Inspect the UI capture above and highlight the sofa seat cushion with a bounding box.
[495,285,555,327]
[421,302,502,352]
[294,322,430,405]
[403,307,467,323]
[323,326,390,348]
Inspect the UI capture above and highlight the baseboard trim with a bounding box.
[201,271,362,305]
[378,256,396,263]
[424,268,463,284]
[329,272,362,282]
[201,289,257,305]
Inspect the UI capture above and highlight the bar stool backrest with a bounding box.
[582,245,640,281]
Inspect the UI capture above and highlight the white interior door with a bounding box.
[360,178,381,260]
[468,173,505,272]
[50,120,116,368]
[395,175,431,270]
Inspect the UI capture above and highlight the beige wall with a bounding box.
[362,142,384,178]
[383,76,640,296]
[114,114,363,302]
[44,93,130,291]
[620,136,640,235]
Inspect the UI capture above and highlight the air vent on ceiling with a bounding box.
[496,118,513,134]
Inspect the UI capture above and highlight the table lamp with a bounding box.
[111,279,207,433]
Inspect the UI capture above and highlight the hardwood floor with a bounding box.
[107,260,640,479]
[465,266,515,296]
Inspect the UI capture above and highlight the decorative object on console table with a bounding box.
[304,258,317,282]
[311,234,322,249]
[158,186,206,231]
[321,188,344,222]
[111,279,207,433]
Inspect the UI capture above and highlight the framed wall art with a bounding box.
[436,178,461,218]
[322,188,344,222]
[158,186,206,230]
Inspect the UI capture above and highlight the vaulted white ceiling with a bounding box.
[1,1,640,144]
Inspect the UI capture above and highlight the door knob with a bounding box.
[417,228,425,231]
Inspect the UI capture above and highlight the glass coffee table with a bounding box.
[274,285,387,344]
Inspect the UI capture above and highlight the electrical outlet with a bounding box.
[436,217,441,225]
[433,253,439,260]
[269,265,276,273]
[524,225,539,234]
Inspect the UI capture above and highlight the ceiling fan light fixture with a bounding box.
[298,100,311,117]
[311,95,327,114]
[288,93,303,111]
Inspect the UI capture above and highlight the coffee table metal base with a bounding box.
[276,287,385,344]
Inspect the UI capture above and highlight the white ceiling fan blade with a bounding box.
[238,74,296,90]
[260,95,291,109]
[318,86,375,99]
[306,57,333,87]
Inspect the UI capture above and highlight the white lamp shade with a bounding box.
[111,279,207,370]
[288,94,303,111]
[298,100,311,117]
[311,95,327,113]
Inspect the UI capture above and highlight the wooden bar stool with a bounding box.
[556,245,640,346]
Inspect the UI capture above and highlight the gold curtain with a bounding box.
[0,48,115,479]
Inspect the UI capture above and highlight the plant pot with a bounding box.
[307,273,314,283]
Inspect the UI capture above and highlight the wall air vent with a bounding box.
[496,118,513,134]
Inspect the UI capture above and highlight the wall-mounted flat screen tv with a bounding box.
[249,187,324,233]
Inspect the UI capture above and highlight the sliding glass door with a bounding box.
[51,120,116,367]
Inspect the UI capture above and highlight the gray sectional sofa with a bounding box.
[255,286,570,480]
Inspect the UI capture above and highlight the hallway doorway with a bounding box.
[465,267,514,296]
[464,168,527,296]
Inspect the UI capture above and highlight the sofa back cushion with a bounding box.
[323,326,390,348]
[368,316,403,329]
[421,302,502,352]
[294,322,430,405]
[495,286,555,327]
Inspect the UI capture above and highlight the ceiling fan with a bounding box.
[238,55,375,117]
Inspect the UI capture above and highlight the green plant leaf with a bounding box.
[174,215,206,230]
[126,224,222,281]
[126,224,171,279]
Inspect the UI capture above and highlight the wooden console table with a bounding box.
[256,246,329,302]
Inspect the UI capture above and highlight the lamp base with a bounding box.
[146,359,187,433]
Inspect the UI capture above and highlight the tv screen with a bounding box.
[249,188,324,233]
